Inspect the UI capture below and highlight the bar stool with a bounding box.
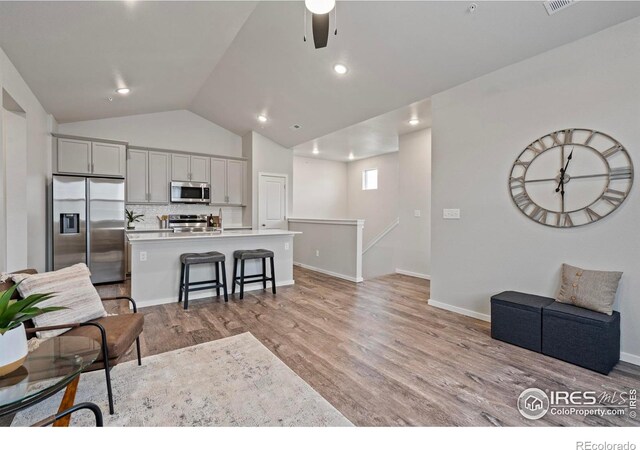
[178,251,228,309]
[232,249,275,300]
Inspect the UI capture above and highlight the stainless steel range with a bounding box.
[168,214,218,233]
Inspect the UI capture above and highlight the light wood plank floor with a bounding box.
[97,267,640,426]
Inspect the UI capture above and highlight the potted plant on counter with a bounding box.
[126,209,144,230]
[0,284,62,376]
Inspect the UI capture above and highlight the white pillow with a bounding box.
[11,263,107,338]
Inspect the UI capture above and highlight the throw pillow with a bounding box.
[556,263,622,315]
[11,263,107,338]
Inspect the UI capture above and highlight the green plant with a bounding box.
[125,209,144,227]
[0,283,64,335]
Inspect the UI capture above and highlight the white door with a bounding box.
[258,174,287,229]
[57,138,92,174]
[126,149,148,203]
[190,155,210,183]
[210,158,227,204]
[171,154,190,181]
[227,160,245,205]
[148,151,170,203]
[92,142,126,176]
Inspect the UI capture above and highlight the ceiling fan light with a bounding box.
[305,0,336,15]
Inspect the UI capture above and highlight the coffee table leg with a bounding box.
[53,376,80,427]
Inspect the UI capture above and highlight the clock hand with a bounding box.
[555,147,574,192]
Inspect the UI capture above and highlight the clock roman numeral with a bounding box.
[529,206,547,224]
[563,129,574,145]
[584,131,596,146]
[550,132,561,146]
[585,208,601,222]
[602,144,623,159]
[514,160,530,169]
[602,188,626,206]
[509,176,525,190]
[513,191,532,209]
[556,213,573,228]
[610,167,633,180]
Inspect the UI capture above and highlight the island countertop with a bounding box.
[127,228,301,243]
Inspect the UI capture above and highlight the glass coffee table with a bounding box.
[0,335,102,427]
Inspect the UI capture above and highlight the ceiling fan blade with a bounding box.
[311,12,330,49]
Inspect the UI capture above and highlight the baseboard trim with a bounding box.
[293,262,363,283]
[395,269,430,280]
[136,280,295,308]
[621,352,640,365]
[428,298,491,322]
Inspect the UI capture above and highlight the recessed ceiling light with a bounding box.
[312,148,319,155]
[348,153,354,160]
[409,118,420,126]
[257,114,268,123]
[115,87,130,95]
[333,64,348,75]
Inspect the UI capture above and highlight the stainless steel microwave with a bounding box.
[170,181,211,204]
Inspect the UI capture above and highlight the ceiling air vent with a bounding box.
[544,0,578,15]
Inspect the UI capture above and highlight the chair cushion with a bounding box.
[180,251,225,264]
[490,291,555,312]
[63,313,144,361]
[544,301,619,327]
[556,263,622,315]
[11,264,107,339]
[233,249,274,260]
[0,269,38,299]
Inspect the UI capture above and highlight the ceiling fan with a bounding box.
[304,0,337,49]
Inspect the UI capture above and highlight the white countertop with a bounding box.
[127,225,252,233]
[127,228,301,243]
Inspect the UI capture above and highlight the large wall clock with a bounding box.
[509,128,633,228]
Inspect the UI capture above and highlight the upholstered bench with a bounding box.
[490,291,555,352]
[542,302,620,375]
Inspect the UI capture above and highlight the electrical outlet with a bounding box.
[443,209,461,219]
[414,209,421,218]
[284,242,290,250]
[139,251,147,262]
[315,250,320,257]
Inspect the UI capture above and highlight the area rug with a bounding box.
[11,332,352,427]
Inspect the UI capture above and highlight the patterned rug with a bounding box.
[11,332,352,427]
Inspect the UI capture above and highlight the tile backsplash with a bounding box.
[125,204,245,229]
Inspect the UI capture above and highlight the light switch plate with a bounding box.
[443,209,461,219]
[139,251,147,261]
[414,210,421,217]
[284,242,290,250]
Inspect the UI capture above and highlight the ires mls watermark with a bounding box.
[517,387,638,420]
[576,443,636,450]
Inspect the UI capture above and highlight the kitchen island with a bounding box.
[127,229,300,307]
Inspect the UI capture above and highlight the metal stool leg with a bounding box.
[232,258,238,294]
[215,261,221,298]
[239,259,245,300]
[183,263,190,310]
[221,261,229,302]
[262,257,267,289]
[270,256,276,294]
[178,262,185,302]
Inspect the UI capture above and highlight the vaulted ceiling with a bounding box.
[0,1,639,152]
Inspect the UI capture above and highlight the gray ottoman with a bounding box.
[491,291,555,352]
[542,302,620,375]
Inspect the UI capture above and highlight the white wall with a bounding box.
[430,18,640,362]
[0,46,54,272]
[397,128,431,279]
[58,110,241,157]
[249,132,293,229]
[292,156,348,219]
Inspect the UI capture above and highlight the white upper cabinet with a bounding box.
[147,152,170,203]
[209,158,245,205]
[56,137,125,177]
[126,150,148,203]
[190,155,210,183]
[171,154,209,183]
[57,138,92,174]
[210,158,227,204]
[92,142,126,176]
[171,154,191,181]
[227,160,245,205]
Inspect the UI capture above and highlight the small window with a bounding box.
[362,169,378,190]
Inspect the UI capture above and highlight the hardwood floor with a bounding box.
[97,267,640,426]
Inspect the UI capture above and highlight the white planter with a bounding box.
[0,323,28,377]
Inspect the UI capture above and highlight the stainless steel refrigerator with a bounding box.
[51,175,125,284]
